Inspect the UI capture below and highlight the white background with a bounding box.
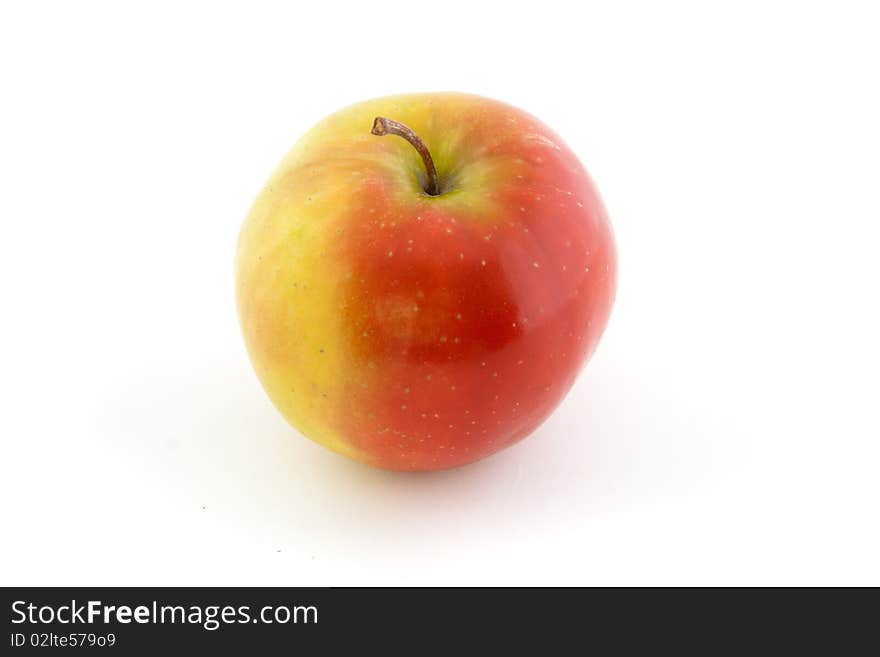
[2,1,878,586]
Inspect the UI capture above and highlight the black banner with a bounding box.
[1,587,875,652]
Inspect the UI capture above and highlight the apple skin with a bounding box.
[235,93,616,471]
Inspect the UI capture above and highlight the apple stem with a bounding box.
[371,117,440,196]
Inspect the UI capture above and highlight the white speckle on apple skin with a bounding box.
[524,133,562,151]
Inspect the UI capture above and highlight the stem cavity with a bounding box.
[371,116,440,196]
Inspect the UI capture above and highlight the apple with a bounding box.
[235,93,617,471]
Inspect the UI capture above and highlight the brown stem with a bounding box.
[371,116,440,196]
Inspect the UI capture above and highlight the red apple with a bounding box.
[235,93,617,470]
